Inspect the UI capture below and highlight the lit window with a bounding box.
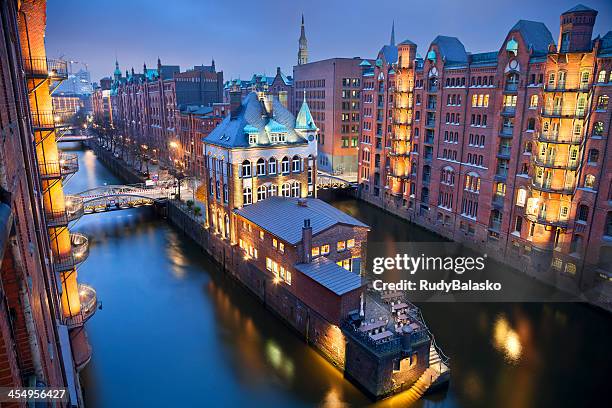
[279,242,285,254]
[551,258,563,271]
[259,231,264,240]
[272,239,278,249]
[529,95,538,108]
[347,239,355,248]
[516,189,527,207]
[337,241,346,252]
[564,263,576,275]
[312,246,320,257]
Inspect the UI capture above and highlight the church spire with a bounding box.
[298,14,308,65]
[390,21,395,46]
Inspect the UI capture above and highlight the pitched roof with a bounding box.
[432,36,468,65]
[295,257,364,296]
[563,4,596,14]
[399,39,416,46]
[295,92,317,131]
[203,93,308,148]
[509,20,555,56]
[234,197,369,245]
[599,31,612,56]
[378,44,398,64]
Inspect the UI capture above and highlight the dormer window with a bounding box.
[270,132,286,143]
[248,133,257,144]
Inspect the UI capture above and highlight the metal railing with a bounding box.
[45,196,84,227]
[39,152,79,179]
[31,109,73,129]
[541,107,587,118]
[532,156,579,170]
[53,233,89,272]
[499,127,514,137]
[22,57,68,79]
[525,212,569,227]
[537,132,583,144]
[64,284,98,329]
[531,179,575,194]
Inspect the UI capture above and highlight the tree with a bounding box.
[193,206,202,217]
[186,199,194,211]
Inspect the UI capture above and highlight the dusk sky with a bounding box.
[46,0,612,84]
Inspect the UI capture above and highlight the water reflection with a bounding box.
[492,315,522,363]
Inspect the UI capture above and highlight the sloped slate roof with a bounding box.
[378,44,398,64]
[399,39,416,46]
[432,36,468,64]
[510,20,555,56]
[563,4,596,14]
[203,93,308,148]
[599,31,612,56]
[295,93,317,131]
[234,197,369,245]
[295,257,363,296]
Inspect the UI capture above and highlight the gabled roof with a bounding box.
[599,31,612,56]
[295,257,364,296]
[509,20,555,56]
[431,36,468,65]
[203,92,308,148]
[378,44,398,64]
[234,197,369,245]
[563,4,596,14]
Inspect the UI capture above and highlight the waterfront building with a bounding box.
[93,58,224,172]
[200,89,318,238]
[357,4,612,309]
[1,0,94,404]
[291,16,363,176]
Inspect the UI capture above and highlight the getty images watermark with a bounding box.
[371,252,503,293]
[364,242,585,302]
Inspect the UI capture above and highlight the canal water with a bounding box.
[63,143,611,408]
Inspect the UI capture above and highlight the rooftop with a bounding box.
[234,197,369,245]
[295,257,363,296]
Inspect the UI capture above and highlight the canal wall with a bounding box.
[86,141,430,400]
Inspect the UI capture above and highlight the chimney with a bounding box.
[229,90,242,119]
[278,91,288,108]
[302,219,312,263]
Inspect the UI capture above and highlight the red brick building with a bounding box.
[1,0,90,405]
[358,5,612,309]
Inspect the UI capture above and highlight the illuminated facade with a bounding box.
[357,5,612,307]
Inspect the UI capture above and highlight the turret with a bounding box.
[558,4,598,53]
[295,90,318,146]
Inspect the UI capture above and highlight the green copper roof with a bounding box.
[264,119,288,134]
[243,124,259,134]
[295,92,317,131]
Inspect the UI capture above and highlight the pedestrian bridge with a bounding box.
[76,183,175,214]
[316,172,357,189]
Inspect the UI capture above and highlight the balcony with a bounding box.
[531,179,575,194]
[532,156,579,170]
[525,212,569,228]
[45,196,84,227]
[497,146,511,159]
[504,82,518,92]
[501,106,516,116]
[424,136,435,145]
[425,120,436,129]
[39,152,79,179]
[54,233,89,272]
[499,127,514,138]
[424,155,433,163]
[492,194,505,209]
[537,132,582,145]
[23,57,68,79]
[544,83,590,92]
[31,110,72,130]
[64,284,98,329]
[426,103,437,111]
[495,169,508,181]
[541,107,587,119]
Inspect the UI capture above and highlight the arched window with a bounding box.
[257,185,268,201]
[577,204,589,222]
[224,215,230,240]
[241,160,251,178]
[269,157,277,174]
[281,157,290,174]
[587,149,599,163]
[292,155,301,172]
[268,184,278,197]
[281,183,291,197]
[585,174,596,189]
[215,180,221,199]
[527,118,536,131]
[596,95,609,111]
[291,182,301,197]
[598,70,607,83]
[256,158,266,176]
[243,186,252,205]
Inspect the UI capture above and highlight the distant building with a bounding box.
[293,58,363,175]
[357,4,612,309]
